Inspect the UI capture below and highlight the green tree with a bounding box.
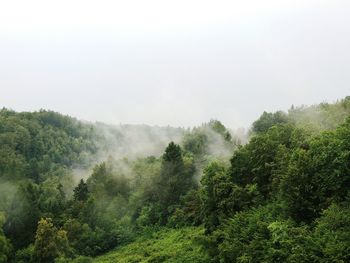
[200,162,226,233]
[252,111,289,134]
[313,203,350,262]
[281,118,350,222]
[33,218,71,263]
[157,142,195,223]
[208,120,232,141]
[183,132,208,156]
[39,180,66,221]
[73,179,89,202]
[0,213,11,263]
[87,162,130,198]
[230,124,296,198]
[5,182,41,249]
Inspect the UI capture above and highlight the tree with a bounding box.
[252,111,289,134]
[230,124,296,198]
[313,203,350,262]
[73,179,89,202]
[279,118,350,222]
[0,213,11,263]
[182,131,208,156]
[87,162,130,198]
[200,162,226,233]
[157,142,195,223]
[208,120,232,141]
[201,161,262,234]
[5,182,41,249]
[38,180,67,220]
[33,218,71,262]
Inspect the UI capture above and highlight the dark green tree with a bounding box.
[73,179,89,202]
[5,182,41,249]
[157,142,195,223]
[0,213,11,263]
[230,124,296,198]
[200,162,226,233]
[281,118,350,222]
[252,111,289,134]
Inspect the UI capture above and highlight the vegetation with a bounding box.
[94,227,209,263]
[1,97,350,262]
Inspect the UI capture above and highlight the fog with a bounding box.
[94,123,185,159]
[1,0,350,128]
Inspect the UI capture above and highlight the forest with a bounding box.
[1,96,350,262]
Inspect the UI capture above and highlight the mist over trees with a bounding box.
[1,97,350,262]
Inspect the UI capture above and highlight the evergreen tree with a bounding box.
[157,142,194,223]
[73,179,89,202]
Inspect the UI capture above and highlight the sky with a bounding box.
[0,0,349,129]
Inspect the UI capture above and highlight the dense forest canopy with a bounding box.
[1,97,350,262]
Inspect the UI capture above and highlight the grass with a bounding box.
[93,227,210,263]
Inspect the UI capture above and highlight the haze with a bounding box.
[1,0,349,128]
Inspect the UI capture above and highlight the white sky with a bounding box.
[1,0,349,128]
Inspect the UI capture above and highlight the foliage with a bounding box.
[156,142,196,224]
[93,227,209,263]
[2,98,350,262]
[0,109,97,182]
[252,111,289,134]
[313,203,350,262]
[73,179,89,202]
[280,118,350,222]
[0,213,11,263]
[33,218,72,263]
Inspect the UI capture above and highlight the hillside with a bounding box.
[94,227,209,263]
[1,97,350,262]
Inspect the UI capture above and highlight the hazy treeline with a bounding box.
[0,108,237,262]
[1,97,350,262]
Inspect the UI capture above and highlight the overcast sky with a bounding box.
[0,0,349,128]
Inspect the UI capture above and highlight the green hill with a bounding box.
[3,97,350,262]
[93,227,209,263]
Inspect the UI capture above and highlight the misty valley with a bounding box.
[1,97,350,262]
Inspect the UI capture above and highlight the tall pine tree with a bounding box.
[157,142,194,223]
